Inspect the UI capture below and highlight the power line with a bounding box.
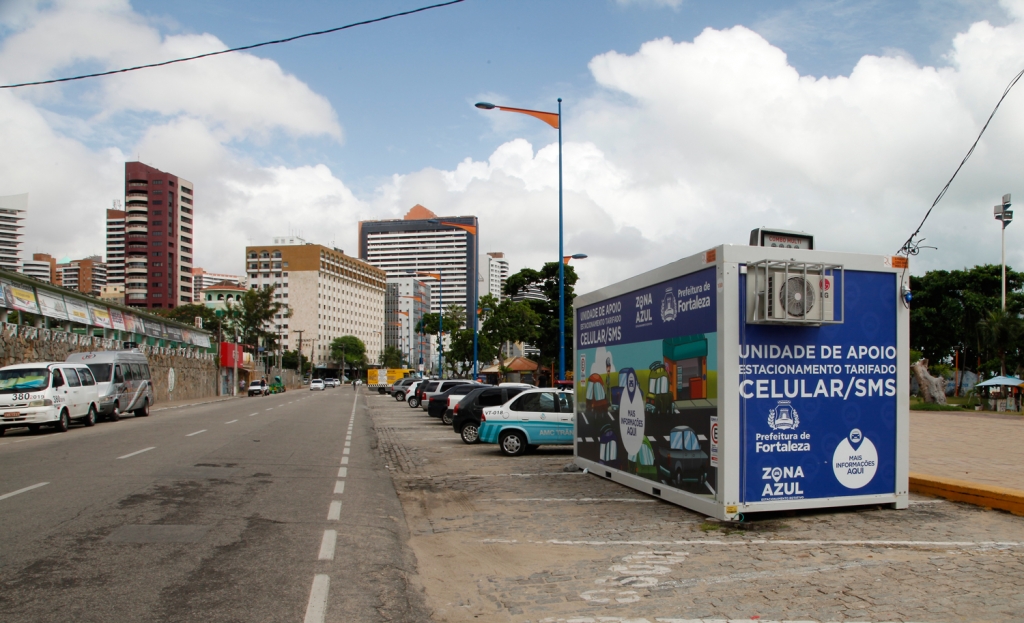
[898,65,1024,257]
[0,0,467,90]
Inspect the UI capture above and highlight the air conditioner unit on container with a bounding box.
[747,261,843,325]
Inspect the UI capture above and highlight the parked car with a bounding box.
[656,425,710,488]
[419,379,473,411]
[390,377,418,401]
[427,382,485,423]
[451,385,530,444]
[0,362,102,435]
[478,388,575,456]
[67,349,155,421]
[404,380,425,407]
[310,379,325,391]
[248,380,267,397]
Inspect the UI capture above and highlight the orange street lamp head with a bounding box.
[475,101,559,129]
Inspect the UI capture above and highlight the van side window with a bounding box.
[65,368,82,387]
[114,365,124,383]
[130,364,142,379]
[52,370,64,388]
[78,367,96,386]
[121,365,133,381]
[141,364,151,379]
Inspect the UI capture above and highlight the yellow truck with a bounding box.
[368,368,416,393]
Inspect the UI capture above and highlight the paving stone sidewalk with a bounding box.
[910,411,1024,490]
[371,397,1024,623]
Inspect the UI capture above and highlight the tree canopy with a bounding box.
[331,335,366,372]
[155,303,225,338]
[503,261,579,366]
[223,286,287,350]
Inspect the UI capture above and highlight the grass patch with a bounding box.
[699,522,721,532]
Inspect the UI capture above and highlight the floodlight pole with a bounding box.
[995,194,1012,310]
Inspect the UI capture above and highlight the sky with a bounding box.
[1,0,1023,295]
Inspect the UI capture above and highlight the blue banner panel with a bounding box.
[738,270,898,503]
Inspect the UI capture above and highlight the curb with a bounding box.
[909,472,1024,517]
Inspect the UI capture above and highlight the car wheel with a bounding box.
[408,397,420,408]
[109,402,121,422]
[499,430,527,457]
[83,405,97,427]
[441,411,453,425]
[135,399,150,417]
[460,422,479,444]
[53,409,69,433]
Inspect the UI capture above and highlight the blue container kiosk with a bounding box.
[572,241,910,520]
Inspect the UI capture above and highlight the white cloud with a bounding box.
[615,0,684,8]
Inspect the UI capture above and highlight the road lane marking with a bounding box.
[186,430,207,437]
[318,530,337,560]
[265,408,273,411]
[343,448,350,455]
[117,447,156,459]
[0,482,49,501]
[334,481,345,494]
[327,501,342,520]
[225,419,238,424]
[248,412,258,417]
[303,574,330,623]
[341,456,349,465]
[337,467,347,478]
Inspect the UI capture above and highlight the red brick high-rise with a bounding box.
[123,162,195,309]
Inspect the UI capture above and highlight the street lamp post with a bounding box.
[994,193,1013,310]
[475,99,567,380]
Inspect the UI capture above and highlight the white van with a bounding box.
[0,362,101,435]
[66,350,155,421]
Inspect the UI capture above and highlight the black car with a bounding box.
[451,385,530,443]
[427,383,486,422]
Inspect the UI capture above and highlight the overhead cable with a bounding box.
[0,0,466,90]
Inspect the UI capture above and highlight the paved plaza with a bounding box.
[369,394,1024,623]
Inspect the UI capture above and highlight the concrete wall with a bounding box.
[0,324,218,404]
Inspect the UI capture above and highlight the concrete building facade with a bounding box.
[245,242,386,369]
[192,267,245,301]
[358,204,478,333]
[106,206,126,286]
[482,251,509,301]
[23,253,57,284]
[123,161,195,309]
[0,193,27,272]
[385,277,432,372]
[59,256,107,297]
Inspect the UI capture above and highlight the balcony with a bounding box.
[125,223,148,234]
[125,285,148,295]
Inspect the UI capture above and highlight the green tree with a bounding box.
[281,349,311,373]
[381,345,404,369]
[224,286,287,351]
[978,309,1022,377]
[479,293,541,357]
[331,335,366,378]
[156,303,225,338]
[503,261,579,366]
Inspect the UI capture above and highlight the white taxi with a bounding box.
[477,388,575,456]
[0,362,101,435]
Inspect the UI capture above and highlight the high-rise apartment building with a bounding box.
[123,162,194,309]
[60,256,107,297]
[482,251,509,301]
[106,204,126,286]
[191,267,244,301]
[245,242,387,367]
[385,277,432,371]
[0,193,27,272]
[359,205,478,332]
[22,253,57,283]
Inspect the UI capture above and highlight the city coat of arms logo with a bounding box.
[768,400,799,430]
[660,287,677,322]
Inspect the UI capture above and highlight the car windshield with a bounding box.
[87,363,113,382]
[0,368,50,393]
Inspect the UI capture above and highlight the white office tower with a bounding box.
[22,257,53,282]
[106,202,126,286]
[0,194,27,272]
[482,251,509,301]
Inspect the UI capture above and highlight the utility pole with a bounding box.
[995,193,1013,310]
[232,326,239,396]
[295,329,305,379]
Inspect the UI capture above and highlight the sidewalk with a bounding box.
[910,410,1024,515]
[152,393,239,413]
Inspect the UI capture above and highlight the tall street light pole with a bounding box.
[995,193,1013,310]
[475,99,566,379]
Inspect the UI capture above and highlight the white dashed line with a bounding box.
[341,456,349,465]
[343,448,350,455]
[327,501,342,520]
[303,574,330,623]
[344,441,351,447]
[318,530,337,560]
[186,430,207,437]
[117,447,156,459]
[337,467,347,478]
[265,408,273,411]
[0,482,49,501]
[334,481,345,494]
[225,419,238,424]
[248,412,258,417]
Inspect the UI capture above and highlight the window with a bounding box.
[151,220,163,226]
[119,365,132,381]
[151,272,162,277]
[557,392,574,413]
[478,389,504,407]
[78,367,95,386]
[130,364,142,379]
[511,392,557,412]
[64,368,82,387]
[141,364,151,379]
[51,369,65,388]
[152,210,163,215]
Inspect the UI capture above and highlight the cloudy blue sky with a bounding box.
[1,0,1022,292]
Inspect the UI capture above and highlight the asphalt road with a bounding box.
[0,386,429,623]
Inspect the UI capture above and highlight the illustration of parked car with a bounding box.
[597,425,622,469]
[645,362,673,415]
[656,425,709,489]
[626,436,658,481]
[585,372,609,419]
